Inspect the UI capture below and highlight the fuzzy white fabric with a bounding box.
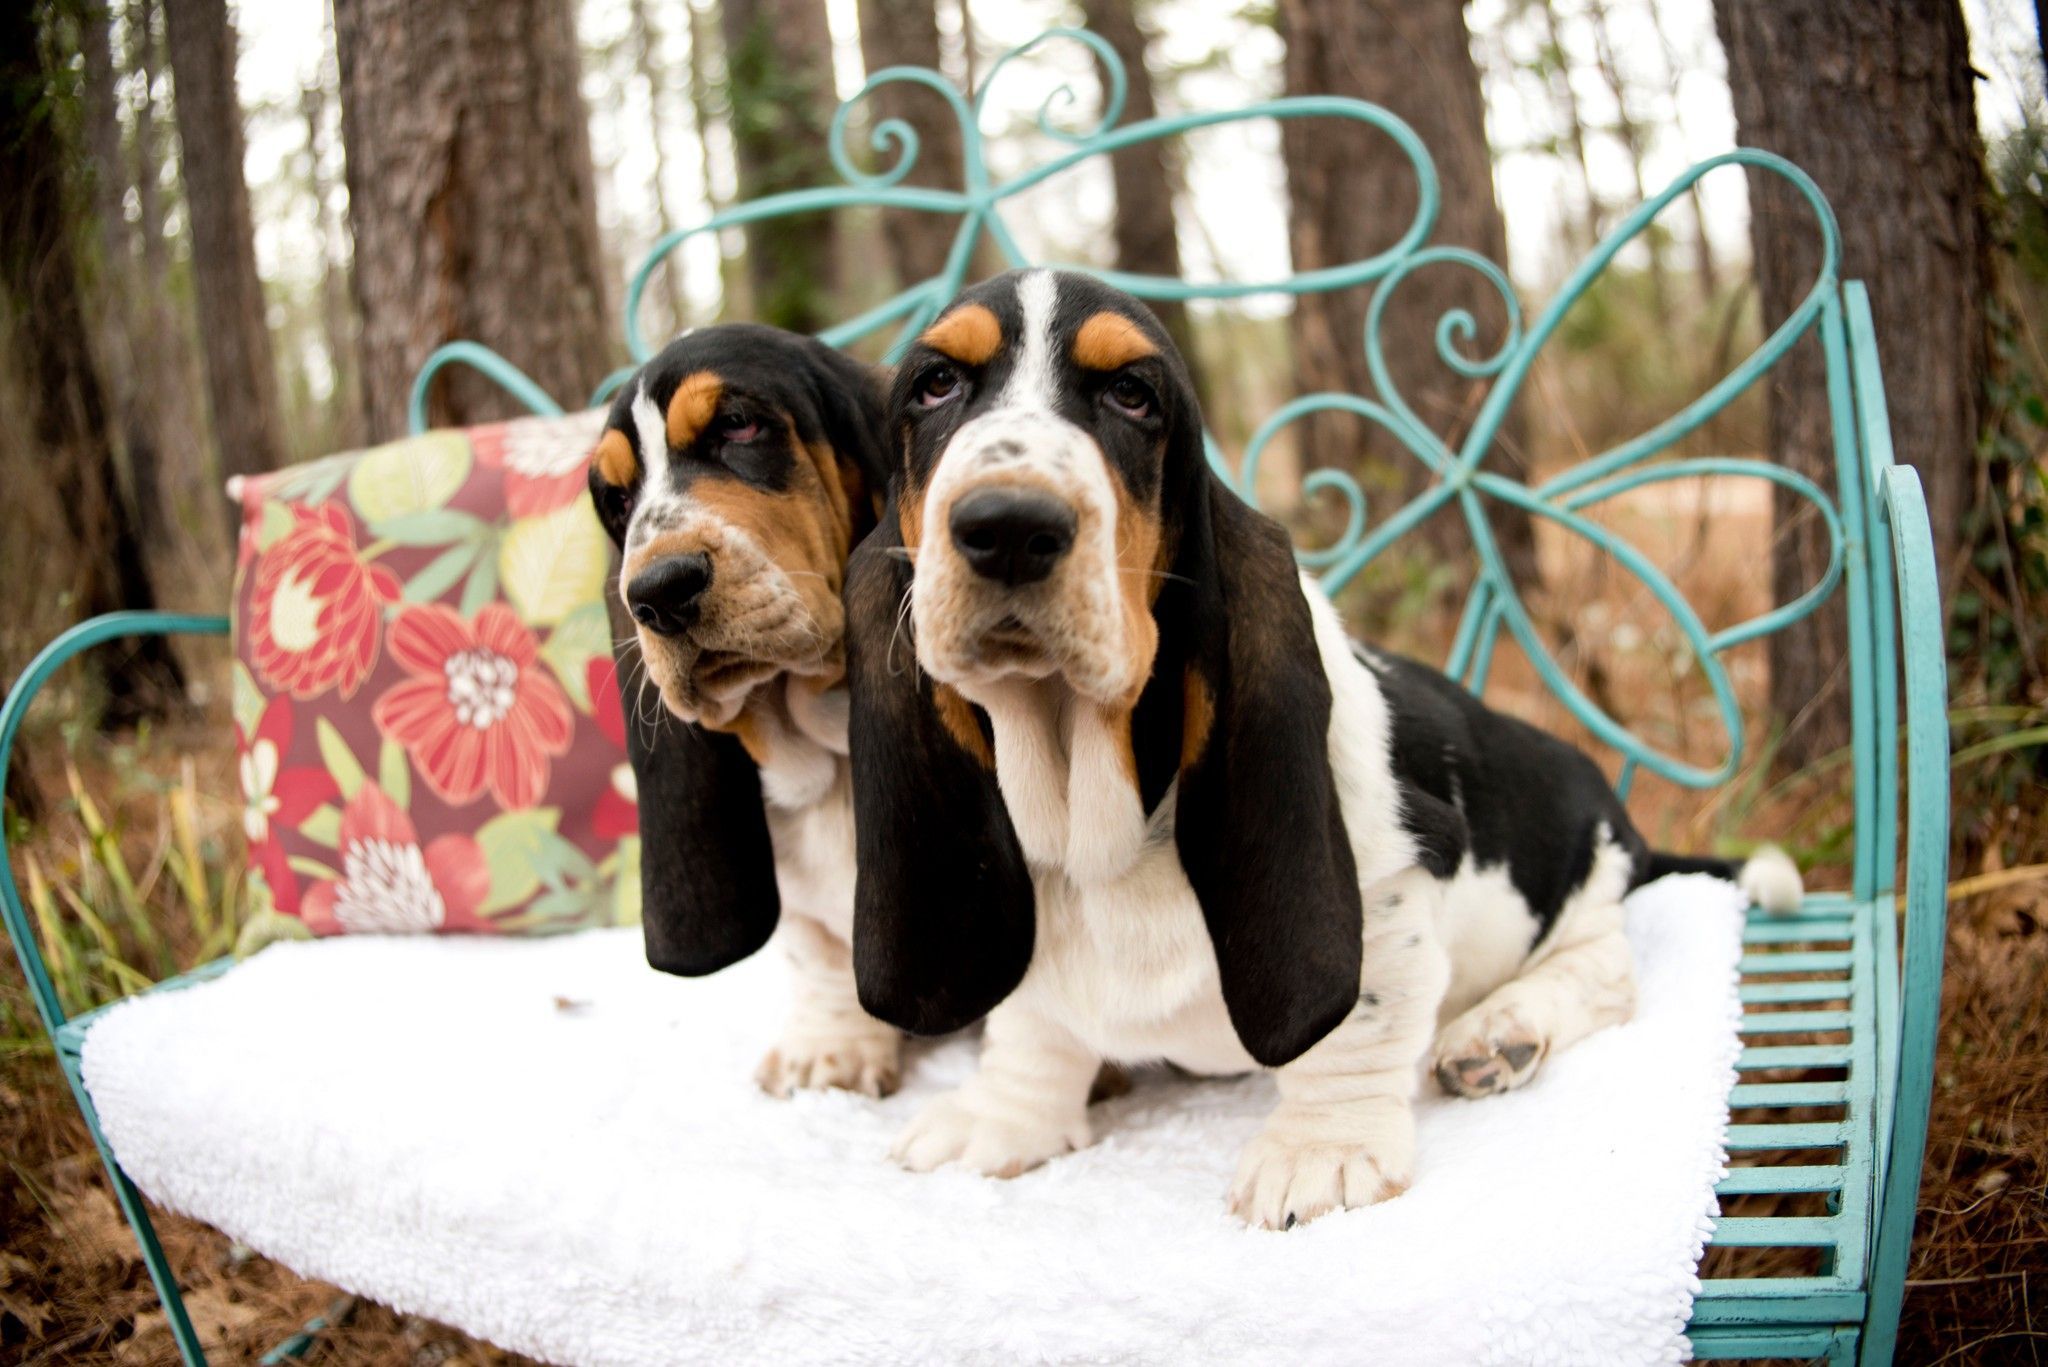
[81,874,1746,1367]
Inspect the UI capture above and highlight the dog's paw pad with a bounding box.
[1432,1014,1547,1098]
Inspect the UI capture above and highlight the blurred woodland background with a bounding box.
[3,0,2047,1361]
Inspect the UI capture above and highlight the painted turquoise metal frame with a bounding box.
[2,29,1948,1365]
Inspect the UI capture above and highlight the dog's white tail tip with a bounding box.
[1738,844,1804,916]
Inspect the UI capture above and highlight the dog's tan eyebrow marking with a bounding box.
[1072,310,1159,370]
[666,370,723,449]
[593,428,638,486]
[918,303,1003,366]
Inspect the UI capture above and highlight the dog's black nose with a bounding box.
[949,489,1077,587]
[625,554,712,636]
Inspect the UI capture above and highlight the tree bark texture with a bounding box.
[163,0,286,505]
[1,0,185,721]
[857,0,973,290]
[628,0,690,326]
[720,0,842,332]
[1278,0,1537,582]
[1715,0,1989,764]
[1081,0,1203,388]
[332,0,615,437]
[80,0,168,562]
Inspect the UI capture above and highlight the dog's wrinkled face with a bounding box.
[590,325,873,729]
[895,270,1194,707]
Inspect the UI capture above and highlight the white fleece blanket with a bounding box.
[81,875,1746,1366]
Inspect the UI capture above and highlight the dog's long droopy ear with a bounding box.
[1172,476,1363,1068]
[801,338,894,497]
[607,578,780,975]
[846,503,1034,1035]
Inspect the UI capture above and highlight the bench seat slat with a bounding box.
[1717,1164,1846,1195]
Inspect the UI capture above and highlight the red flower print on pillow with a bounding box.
[372,603,574,809]
[471,410,606,519]
[300,785,489,935]
[586,656,639,841]
[247,504,400,700]
[238,696,340,847]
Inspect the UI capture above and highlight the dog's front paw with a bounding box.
[756,1027,901,1099]
[1431,1004,1546,1098]
[1228,1131,1410,1230]
[891,1091,1089,1178]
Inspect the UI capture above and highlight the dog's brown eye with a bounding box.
[1106,374,1154,419]
[717,414,760,443]
[916,363,961,407]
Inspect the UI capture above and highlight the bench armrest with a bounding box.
[1,612,230,1039]
[1862,465,1950,1363]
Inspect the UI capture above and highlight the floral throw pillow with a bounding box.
[230,410,640,937]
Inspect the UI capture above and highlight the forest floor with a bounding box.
[2,480,2043,1364]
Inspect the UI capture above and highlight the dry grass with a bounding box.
[1894,882,2048,1364]
[1,479,2041,1364]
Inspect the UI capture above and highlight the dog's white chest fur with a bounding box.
[754,682,858,943]
[973,576,1441,1075]
[1026,799,1256,1072]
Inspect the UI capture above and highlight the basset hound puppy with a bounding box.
[589,324,906,1098]
[843,270,1802,1228]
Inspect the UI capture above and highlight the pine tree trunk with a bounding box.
[1,1,185,723]
[1646,0,1719,300]
[81,4,131,282]
[1715,0,1988,765]
[1278,0,1539,583]
[131,0,168,277]
[1536,0,1602,252]
[1585,0,1668,316]
[720,0,841,332]
[163,0,286,522]
[81,0,172,565]
[303,69,362,452]
[683,0,749,316]
[332,0,615,438]
[1081,0,1203,389]
[857,0,971,290]
[628,0,691,329]
[126,0,209,553]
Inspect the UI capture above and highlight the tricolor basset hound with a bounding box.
[842,270,1802,1228]
[588,324,906,1098]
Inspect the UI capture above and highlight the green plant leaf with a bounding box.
[235,909,315,960]
[378,740,410,811]
[525,887,593,923]
[540,600,612,711]
[403,540,483,603]
[256,501,295,553]
[499,498,609,627]
[475,808,563,913]
[271,451,356,504]
[298,804,342,847]
[288,854,340,881]
[611,838,641,927]
[231,661,266,740]
[373,509,488,547]
[315,719,366,800]
[349,431,472,523]
[460,544,501,619]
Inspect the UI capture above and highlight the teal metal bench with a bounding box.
[1,28,1947,1365]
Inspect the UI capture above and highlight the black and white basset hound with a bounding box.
[842,269,1801,1228]
[587,324,907,1098]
